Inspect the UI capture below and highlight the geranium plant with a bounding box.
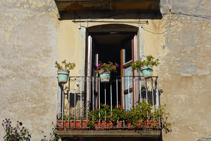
[131,55,159,72]
[95,61,119,74]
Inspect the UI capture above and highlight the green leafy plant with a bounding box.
[2,118,31,141]
[87,101,171,131]
[125,101,152,127]
[95,61,119,74]
[88,104,111,123]
[41,122,59,141]
[110,105,125,122]
[131,55,160,72]
[55,60,75,71]
[154,104,171,133]
[86,121,95,129]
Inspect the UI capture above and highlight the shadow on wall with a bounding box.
[57,0,162,20]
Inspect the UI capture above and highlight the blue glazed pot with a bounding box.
[99,72,110,83]
[141,66,153,79]
[58,71,69,84]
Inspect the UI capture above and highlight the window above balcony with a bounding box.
[55,0,160,11]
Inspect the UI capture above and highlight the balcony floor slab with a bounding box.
[56,130,161,138]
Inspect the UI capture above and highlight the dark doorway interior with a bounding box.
[91,33,134,107]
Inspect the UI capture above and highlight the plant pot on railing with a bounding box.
[96,61,119,83]
[55,60,75,84]
[132,55,159,79]
[141,65,153,79]
[99,71,110,83]
[57,70,69,84]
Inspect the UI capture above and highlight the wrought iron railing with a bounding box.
[56,76,160,130]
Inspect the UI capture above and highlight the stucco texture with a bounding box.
[0,0,59,140]
[1,0,211,141]
[158,0,211,141]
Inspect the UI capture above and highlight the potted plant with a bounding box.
[57,101,171,131]
[131,55,159,78]
[55,60,75,84]
[96,61,119,83]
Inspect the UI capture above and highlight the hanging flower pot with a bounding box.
[55,60,75,84]
[132,55,159,79]
[57,70,69,84]
[141,65,153,79]
[99,71,110,83]
[96,61,119,83]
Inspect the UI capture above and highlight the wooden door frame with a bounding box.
[120,36,135,107]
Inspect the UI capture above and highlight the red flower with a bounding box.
[121,105,123,108]
[74,137,78,141]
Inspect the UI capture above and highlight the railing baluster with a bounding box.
[127,76,129,111]
[110,79,112,128]
[116,78,119,128]
[104,83,107,128]
[156,77,161,128]
[92,77,94,123]
[62,84,64,128]
[99,77,101,129]
[74,78,76,128]
[68,77,70,128]
[80,77,82,127]
[151,77,155,127]
[122,76,124,109]
[140,77,142,103]
[86,77,88,124]
[123,76,125,128]
[145,79,148,128]
[133,77,135,109]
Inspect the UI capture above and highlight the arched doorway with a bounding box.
[86,24,139,111]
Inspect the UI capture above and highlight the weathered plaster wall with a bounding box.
[0,0,59,140]
[57,21,85,76]
[157,0,211,140]
[1,0,211,140]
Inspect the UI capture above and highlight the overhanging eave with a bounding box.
[55,0,160,11]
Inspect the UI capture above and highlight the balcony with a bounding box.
[56,76,161,139]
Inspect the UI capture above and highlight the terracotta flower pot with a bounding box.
[57,120,87,130]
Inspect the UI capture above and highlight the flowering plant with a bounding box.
[2,118,31,141]
[95,61,119,74]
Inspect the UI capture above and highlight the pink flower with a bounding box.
[98,63,101,67]
[116,63,119,67]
